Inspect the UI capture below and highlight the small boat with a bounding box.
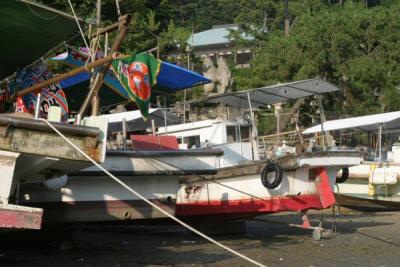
[303,111,400,210]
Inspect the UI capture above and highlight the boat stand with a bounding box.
[249,209,336,241]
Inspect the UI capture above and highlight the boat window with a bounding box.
[227,125,251,142]
[227,126,238,142]
[183,135,200,148]
[240,126,251,140]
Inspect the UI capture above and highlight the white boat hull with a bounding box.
[336,162,400,209]
[18,151,361,223]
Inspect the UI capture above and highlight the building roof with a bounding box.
[188,24,253,48]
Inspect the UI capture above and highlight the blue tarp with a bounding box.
[52,48,210,96]
[157,61,210,91]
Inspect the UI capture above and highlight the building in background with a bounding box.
[170,24,254,69]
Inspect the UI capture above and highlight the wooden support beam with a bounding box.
[17,53,121,98]
[0,123,101,162]
[89,14,129,38]
[79,14,131,117]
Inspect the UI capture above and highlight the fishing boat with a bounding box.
[303,111,400,210]
[17,79,362,235]
[0,0,112,230]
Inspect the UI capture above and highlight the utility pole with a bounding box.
[284,0,289,37]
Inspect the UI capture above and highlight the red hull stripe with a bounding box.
[0,208,42,229]
[176,194,324,217]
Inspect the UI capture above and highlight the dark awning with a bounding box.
[199,78,340,109]
[0,0,81,79]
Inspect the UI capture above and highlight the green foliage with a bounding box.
[42,0,400,133]
[233,1,400,124]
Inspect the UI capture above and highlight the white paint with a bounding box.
[303,110,400,134]
[157,119,255,167]
[0,151,20,204]
[83,153,219,172]
[82,116,108,163]
[21,176,180,203]
[299,156,362,167]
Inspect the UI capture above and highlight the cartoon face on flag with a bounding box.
[15,63,69,121]
[123,62,151,101]
[111,54,160,120]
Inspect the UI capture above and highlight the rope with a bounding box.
[24,2,59,21]
[66,0,94,60]
[38,118,266,267]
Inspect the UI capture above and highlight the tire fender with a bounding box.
[261,162,283,189]
[336,167,349,184]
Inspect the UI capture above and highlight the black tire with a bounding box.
[336,167,349,184]
[261,162,283,189]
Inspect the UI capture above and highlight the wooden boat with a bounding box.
[0,115,108,230]
[17,115,361,226]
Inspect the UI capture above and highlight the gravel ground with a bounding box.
[1,210,400,267]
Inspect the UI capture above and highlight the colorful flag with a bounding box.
[110,53,160,120]
[51,47,130,99]
[15,63,69,121]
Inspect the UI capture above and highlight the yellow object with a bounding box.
[368,164,377,196]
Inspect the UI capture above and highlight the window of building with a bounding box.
[236,52,251,65]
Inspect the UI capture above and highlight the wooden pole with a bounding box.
[17,53,120,98]
[96,0,102,27]
[122,118,127,150]
[91,0,103,116]
[89,15,129,38]
[79,14,131,118]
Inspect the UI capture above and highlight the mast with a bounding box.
[78,14,131,119]
[91,0,102,116]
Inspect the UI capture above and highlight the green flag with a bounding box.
[111,53,161,120]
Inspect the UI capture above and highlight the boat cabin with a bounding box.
[157,119,258,167]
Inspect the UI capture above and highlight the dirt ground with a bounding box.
[1,210,400,267]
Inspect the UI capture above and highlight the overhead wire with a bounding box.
[66,0,95,61]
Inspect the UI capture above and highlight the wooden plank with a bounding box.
[0,126,102,162]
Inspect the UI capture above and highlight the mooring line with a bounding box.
[39,119,266,267]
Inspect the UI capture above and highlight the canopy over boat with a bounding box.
[196,78,340,109]
[101,108,181,132]
[0,0,81,80]
[51,48,211,97]
[48,48,211,112]
[303,111,400,134]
